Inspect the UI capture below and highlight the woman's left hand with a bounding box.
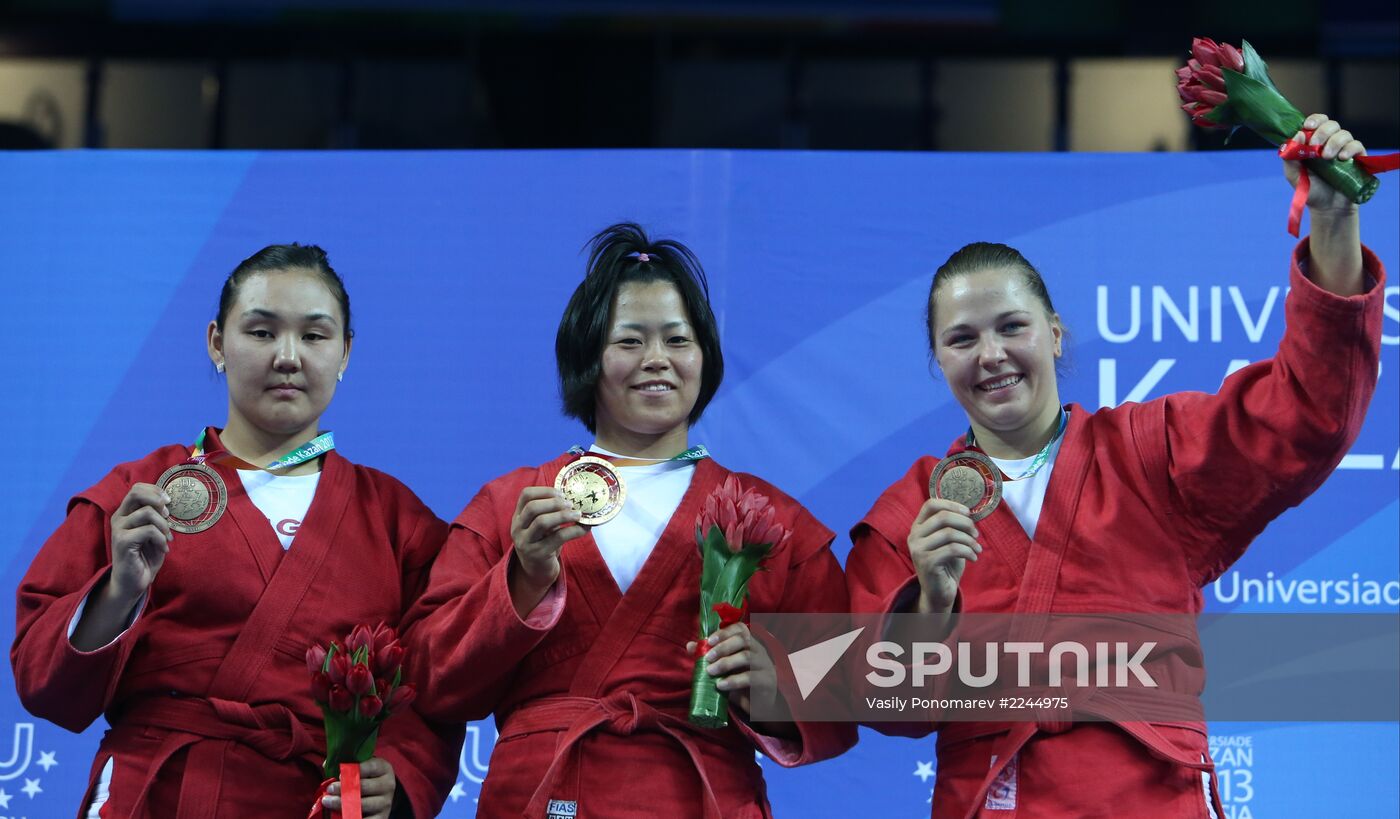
[687,622,778,717]
[322,757,397,819]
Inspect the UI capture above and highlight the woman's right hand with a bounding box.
[509,486,586,595]
[906,498,982,615]
[71,482,171,650]
[108,482,174,603]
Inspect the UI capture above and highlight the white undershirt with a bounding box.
[237,469,320,549]
[587,445,696,593]
[985,433,1064,541]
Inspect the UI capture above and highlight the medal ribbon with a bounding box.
[191,429,337,472]
[567,443,710,467]
[966,408,1067,481]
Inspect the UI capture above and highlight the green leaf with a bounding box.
[713,553,749,603]
[1221,67,1302,146]
[323,710,350,777]
[1240,40,1282,94]
[698,586,718,635]
[351,725,381,763]
[698,526,726,590]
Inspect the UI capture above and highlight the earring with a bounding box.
[337,371,344,382]
[216,362,225,373]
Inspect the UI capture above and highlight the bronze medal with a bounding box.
[157,462,228,534]
[554,455,627,526]
[929,451,1003,521]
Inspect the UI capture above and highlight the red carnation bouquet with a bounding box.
[306,623,416,819]
[1177,37,1396,233]
[689,475,789,728]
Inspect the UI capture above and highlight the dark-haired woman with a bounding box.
[408,223,855,818]
[846,115,1385,817]
[12,245,461,818]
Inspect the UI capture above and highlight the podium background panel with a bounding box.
[1,150,1395,817]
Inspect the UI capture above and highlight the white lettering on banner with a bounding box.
[0,725,33,781]
[1098,286,1141,343]
[1096,286,1283,344]
[1230,287,1279,343]
[1209,734,1255,818]
[1213,572,1400,607]
[1338,454,1387,470]
[459,723,494,783]
[1383,286,1398,346]
[1100,357,1393,470]
[1219,360,1251,385]
[1098,358,1175,407]
[1154,286,1199,342]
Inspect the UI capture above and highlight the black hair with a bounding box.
[925,241,1061,356]
[215,243,353,340]
[556,222,724,433]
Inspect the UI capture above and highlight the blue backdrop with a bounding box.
[1,150,1395,818]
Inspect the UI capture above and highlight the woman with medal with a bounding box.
[846,115,1386,818]
[407,223,856,817]
[12,244,461,818]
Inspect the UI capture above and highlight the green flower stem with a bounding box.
[1303,157,1380,205]
[1218,42,1380,205]
[689,657,729,729]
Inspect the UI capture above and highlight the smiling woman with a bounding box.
[846,115,1388,818]
[11,244,462,819]
[925,242,1065,462]
[406,222,856,818]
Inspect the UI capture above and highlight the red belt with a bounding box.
[117,695,323,819]
[501,692,738,819]
[935,687,1216,819]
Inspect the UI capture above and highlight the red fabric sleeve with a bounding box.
[375,483,463,819]
[10,496,141,733]
[402,469,567,724]
[1131,240,1387,585]
[845,464,945,739]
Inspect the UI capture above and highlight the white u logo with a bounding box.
[0,723,34,781]
[458,722,496,784]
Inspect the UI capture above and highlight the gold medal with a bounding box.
[157,462,228,534]
[929,451,1003,522]
[554,455,627,526]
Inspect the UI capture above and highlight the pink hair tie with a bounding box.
[636,252,650,262]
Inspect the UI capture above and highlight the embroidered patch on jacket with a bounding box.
[546,799,579,818]
[985,753,1019,810]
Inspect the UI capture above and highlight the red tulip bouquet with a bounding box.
[1177,37,1396,234]
[689,475,790,728]
[306,623,416,819]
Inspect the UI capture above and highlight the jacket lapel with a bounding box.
[207,447,351,700]
[1014,404,1093,618]
[566,458,719,697]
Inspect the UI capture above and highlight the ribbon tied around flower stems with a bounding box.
[1280,129,1400,237]
[692,600,749,659]
[308,763,362,819]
